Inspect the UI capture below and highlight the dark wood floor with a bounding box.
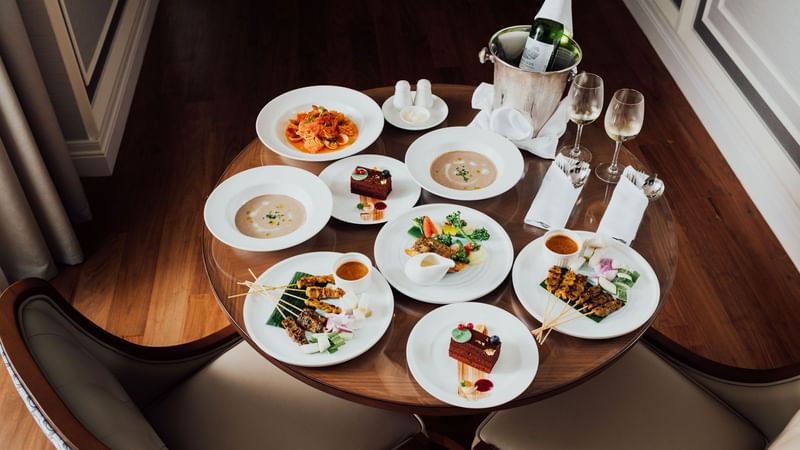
[4,0,800,448]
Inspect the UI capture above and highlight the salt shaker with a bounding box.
[393,80,412,109]
[414,79,434,109]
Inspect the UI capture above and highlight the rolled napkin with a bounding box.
[468,82,569,159]
[596,166,650,245]
[524,154,589,230]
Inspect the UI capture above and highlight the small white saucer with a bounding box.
[382,93,448,131]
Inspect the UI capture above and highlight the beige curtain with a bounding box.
[0,1,90,287]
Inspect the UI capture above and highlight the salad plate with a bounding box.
[404,126,524,201]
[255,85,384,162]
[318,154,421,225]
[242,252,394,367]
[374,203,514,304]
[406,302,538,408]
[512,231,660,339]
[203,165,332,252]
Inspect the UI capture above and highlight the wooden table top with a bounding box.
[202,85,678,414]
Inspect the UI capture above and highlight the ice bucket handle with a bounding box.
[478,47,494,64]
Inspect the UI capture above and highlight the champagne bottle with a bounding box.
[518,0,573,72]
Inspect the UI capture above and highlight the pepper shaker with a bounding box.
[393,80,412,110]
[414,79,434,109]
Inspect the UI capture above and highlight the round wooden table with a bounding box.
[202,84,678,414]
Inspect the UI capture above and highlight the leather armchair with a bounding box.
[0,279,425,449]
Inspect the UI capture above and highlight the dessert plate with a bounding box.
[373,203,514,304]
[203,166,332,251]
[381,93,448,131]
[405,126,524,201]
[512,231,660,339]
[256,85,383,162]
[318,154,421,225]
[243,252,394,367]
[406,302,539,409]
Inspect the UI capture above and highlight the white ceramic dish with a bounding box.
[256,85,384,162]
[406,302,539,409]
[382,93,448,131]
[512,231,660,339]
[404,126,524,201]
[373,203,514,304]
[243,251,394,367]
[317,154,421,225]
[203,166,332,252]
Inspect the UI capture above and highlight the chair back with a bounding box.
[0,280,165,449]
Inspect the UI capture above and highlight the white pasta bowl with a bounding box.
[256,85,384,162]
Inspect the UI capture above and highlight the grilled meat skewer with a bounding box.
[305,286,345,300]
[305,298,341,314]
[281,317,308,345]
[297,308,326,333]
[296,275,334,288]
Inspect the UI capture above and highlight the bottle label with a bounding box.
[519,37,554,72]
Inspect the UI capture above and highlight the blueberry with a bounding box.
[381,169,391,178]
[489,335,500,345]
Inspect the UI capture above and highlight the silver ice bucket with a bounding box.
[479,25,582,136]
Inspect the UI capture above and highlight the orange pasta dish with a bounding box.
[285,105,358,153]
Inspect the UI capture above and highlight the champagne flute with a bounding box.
[595,89,644,184]
[557,72,603,163]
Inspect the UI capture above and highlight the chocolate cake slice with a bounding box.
[350,166,392,200]
[448,323,501,373]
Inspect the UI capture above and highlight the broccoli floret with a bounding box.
[445,211,490,245]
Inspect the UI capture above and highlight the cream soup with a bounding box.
[235,194,305,239]
[430,151,497,190]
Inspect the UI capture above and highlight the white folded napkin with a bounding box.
[596,166,650,245]
[524,155,586,230]
[468,82,569,159]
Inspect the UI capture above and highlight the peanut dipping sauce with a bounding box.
[545,235,579,254]
[336,261,369,280]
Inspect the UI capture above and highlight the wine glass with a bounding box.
[595,89,644,184]
[557,72,604,163]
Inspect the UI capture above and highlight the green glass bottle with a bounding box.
[518,0,572,72]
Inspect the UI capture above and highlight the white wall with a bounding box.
[624,0,800,270]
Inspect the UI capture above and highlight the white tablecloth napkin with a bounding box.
[524,159,584,230]
[468,82,569,159]
[596,166,649,245]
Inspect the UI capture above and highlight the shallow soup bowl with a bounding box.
[404,126,524,201]
[203,166,333,252]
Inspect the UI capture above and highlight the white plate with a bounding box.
[256,85,384,162]
[243,252,394,367]
[374,203,514,304]
[203,166,332,251]
[382,93,449,131]
[512,231,660,339]
[404,127,524,201]
[318,154,421,225]
[406,302,539,409]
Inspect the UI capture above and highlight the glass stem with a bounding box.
[571,124,584,156]
[609,141,622,173]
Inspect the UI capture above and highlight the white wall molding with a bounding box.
[66,0,158,176]
[624,0,800,270]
